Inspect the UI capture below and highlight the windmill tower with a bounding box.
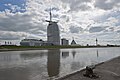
[46,8,60,45]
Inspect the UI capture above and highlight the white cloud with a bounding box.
[94,0,120,10]
[0,0,120,45]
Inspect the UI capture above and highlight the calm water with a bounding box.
[0,47,120,80]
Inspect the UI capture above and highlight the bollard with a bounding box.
[83,65,99,78]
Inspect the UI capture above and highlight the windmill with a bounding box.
[46,7,60,45]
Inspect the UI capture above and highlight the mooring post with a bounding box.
[83,65,96,78]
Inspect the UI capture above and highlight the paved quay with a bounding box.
[57,56,120,80]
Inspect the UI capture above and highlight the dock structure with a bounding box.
[56,56,120,80]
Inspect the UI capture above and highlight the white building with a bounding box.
[20,39,44,46]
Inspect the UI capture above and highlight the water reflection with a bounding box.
[0,67,29,80]
[71,62,80,70]
[97,50,99,58]
[0,53,29,80]
[0,53,21,68]
[0,53,20,62]
[20,52,47,60]
[62,51,69,58]
[72,50,76,59]
[96,50,99,64]
[0,48,120,80]
[71,50,84,71]
[47,49,60,77]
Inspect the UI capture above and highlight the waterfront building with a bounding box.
[71,38,79,46]
[61,38,69,45]
[20,39,44,46]
[46,8,60,45]
[20,39,53,46]
[71,39,77,45]
[20,8,60,46]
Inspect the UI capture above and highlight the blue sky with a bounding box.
[0,0,120,45]
[0,0,26,13]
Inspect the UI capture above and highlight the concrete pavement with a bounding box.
[57,56,120,80]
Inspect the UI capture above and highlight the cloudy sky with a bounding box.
[0,0,120,45]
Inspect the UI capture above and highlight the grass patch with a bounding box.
[0,45,119,50]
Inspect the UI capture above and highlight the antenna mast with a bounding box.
[50,8,52,21]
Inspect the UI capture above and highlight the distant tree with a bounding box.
[8,42,9,45]
[87,44,89,46]
[5,41,7,45]
[10,42,12,44]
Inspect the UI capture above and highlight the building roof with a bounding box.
[71,39,77,45]
[21,39,43,41]
[61,38,67,40]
